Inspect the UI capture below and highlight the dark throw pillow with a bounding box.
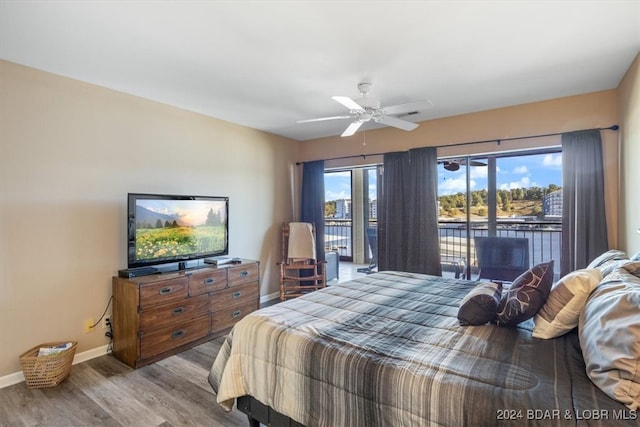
[496,260,555,326]
[458,282,503,326]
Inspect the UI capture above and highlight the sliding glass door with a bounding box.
[324,167,378,265]
[438,150,563,279]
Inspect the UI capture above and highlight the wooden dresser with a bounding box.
[112,260,259,368]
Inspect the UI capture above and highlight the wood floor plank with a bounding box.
[136,359,246,426]
[0,338,248,427]
[155,354,213,394]
[69,362,167,426]
[175,339,223,370]
[107,367,215,427]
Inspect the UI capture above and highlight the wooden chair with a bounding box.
[278,222,326,301]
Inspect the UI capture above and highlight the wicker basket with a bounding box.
[19,341,77,388]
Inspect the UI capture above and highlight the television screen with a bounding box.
[127,193,228,269]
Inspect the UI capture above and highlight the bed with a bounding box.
[208,270,638,426]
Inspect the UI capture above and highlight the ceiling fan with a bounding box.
[297,82,432,137]
[440,159,488,171]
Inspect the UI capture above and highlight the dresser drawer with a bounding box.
[139,277,188,309]
[140,315,210,359]
[211,282,259,312]
[211,300,257,333]
[139,294,209,333]
[189,268,227,295]
[228,263,259,287]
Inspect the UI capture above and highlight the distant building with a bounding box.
[543,190,562,217]
[369,199,377,219]
[335,199,352,219]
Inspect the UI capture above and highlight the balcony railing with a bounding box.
[324,218,562,278]
[324,219,356,260]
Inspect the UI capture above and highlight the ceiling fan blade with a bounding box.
[457,159,488,167]
[383,99,434,116]
[377,115,419,131]
[332,96,365,111]
[341,121,364,137]
[297,115,352,124]
[469,160,487,167]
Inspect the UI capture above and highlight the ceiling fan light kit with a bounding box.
[441,159,488,171]
[297,81,432,137]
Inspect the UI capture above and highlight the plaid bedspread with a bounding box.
[209,271,635,426]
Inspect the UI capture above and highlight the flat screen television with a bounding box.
[127,193,229,269]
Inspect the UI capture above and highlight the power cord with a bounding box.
[88,296,114,352]
[89,296,113,329]
[104,317,113,353]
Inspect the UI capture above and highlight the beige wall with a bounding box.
[0,60,298,376]
[299,90,620,248]
[1,56,636,379]
[617,53,640,255]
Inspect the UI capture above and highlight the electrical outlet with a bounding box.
[84,318,95,333]
[102,317,110,329]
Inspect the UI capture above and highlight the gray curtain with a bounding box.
[301,160,325,261]
[379,148,442,275]
[379,152,409,271]
[561,129,608,276]
[406,148,442,275]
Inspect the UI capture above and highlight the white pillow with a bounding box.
[532,268,602,339]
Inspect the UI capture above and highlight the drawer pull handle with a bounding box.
[204,278,215,286]
[240,271,249,277]
[232,291,242,299]
[159,287,172,295]
[171,329,185,340]
[172,307,185,315]
[233,310,242,318]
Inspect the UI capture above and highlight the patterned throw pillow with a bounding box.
[457,282,502,326]
[532,268,602,339]
[496,261,555,326]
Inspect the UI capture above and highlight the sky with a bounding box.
[138,199,226,226]
[324,152,563,201]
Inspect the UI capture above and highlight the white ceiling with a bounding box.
[1,1,639,141]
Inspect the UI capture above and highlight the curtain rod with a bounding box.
[295,124,619,165]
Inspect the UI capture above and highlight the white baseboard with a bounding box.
[1,293,280,389]
[0,344,110,389]
[260,291,279,304]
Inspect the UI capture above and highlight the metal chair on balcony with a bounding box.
[474,236,530,283]
[278,222,326,301]
[358,226,378,274]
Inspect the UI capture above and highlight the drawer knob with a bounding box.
[172,307,185,315]
[159,287,172,295]
[204,278,216,286]
[233,310,242,318]
[232,291,242,299]
[240,271,249,277]
[171,329,185,340]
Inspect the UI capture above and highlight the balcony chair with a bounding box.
[357,226,378,274]
[278,222,326,301]
[474,236,530,283]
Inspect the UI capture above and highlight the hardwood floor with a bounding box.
[0,337,249,427]
[0,263,395,427]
